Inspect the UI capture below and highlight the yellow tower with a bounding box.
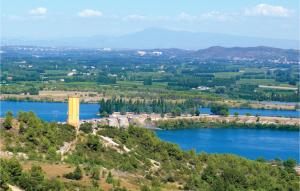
[67,96,80,128]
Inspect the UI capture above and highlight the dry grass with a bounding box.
[21,161,141,191]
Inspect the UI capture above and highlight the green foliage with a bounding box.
[90,166,100,180]
[79,122,93,134]
[210,103,229,116]
[106,171,114,184]
[0,159,64,191]
[0,158,22,188]
[3,111,13,129]
[46,147,61,161]
[99,98,202,116]
[64,166,83,180]
[283,158,296,169]
[283,158,297,173]
[1,113,299,190]
[171,107,181,117]
[256,157,266,163]
[234,112,239,117]
[97,72,117,84]
[2,48,299,102]
[86,134,102,151]
[19,165,45,190]
[1,111,76,160]
[156,118,300,130]
[143,77,152,85]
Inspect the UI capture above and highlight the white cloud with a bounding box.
[78,9,103,17]
[29,7,47,15]
[200,11,235,22]
[176,12,197,22]
[123,14,146,21]
[175,12,236,22]
[245,4,292,17]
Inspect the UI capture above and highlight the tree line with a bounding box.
[99,98,203,117]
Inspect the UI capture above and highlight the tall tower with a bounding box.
[67,96,80,128]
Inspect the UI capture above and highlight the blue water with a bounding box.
[200,107,299,118]
[0,101,99,122]
[156,128,300,162]
[1,101,299,162]
[1,101,298,121]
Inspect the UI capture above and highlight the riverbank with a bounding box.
[81,112,299,131]
[1,90,298,111]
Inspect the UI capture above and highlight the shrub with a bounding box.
[64,166,82,180]
[79,123,93,134]
[3,111,13,129]
[210,104,229,116]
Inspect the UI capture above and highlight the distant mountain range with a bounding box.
[2,28,299,50]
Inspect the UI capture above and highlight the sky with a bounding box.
[1,0,299,40]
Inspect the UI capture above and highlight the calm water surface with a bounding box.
[0,101,99,121]
[1,101,299,162]
[1,101,298,120]
[200,107,299,118]
[156,128,299,162]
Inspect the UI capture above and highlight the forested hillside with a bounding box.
[0,112,299,190]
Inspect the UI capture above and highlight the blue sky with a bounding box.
[1,0,299,39]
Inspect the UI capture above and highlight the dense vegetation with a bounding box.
[99,98,202,116]
[210,103,229,116]
[156,118,300,131]
[0,158,65,190]
[1,111,76,161]
[1,46,299,102]
[0,112,299,190]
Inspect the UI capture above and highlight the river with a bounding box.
[0,101,99,121]
[156,128,299,162]
[0,100,299,162]
[199,107,299,118]
[1,101,299,121]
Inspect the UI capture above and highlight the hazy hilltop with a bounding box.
[2,28,299,49]
[193,46,300,61]
[2,45,299,62]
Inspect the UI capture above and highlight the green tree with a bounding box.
[106,171,114,184]
[195,109,200,116]
[19,165,45,191]
[86,134,101,151]
[283,158,296,173]
[3,111,13,129]
[43,178,64,191]
[29,165,45,185]
[171,107,182,117]
[143,77,152,85]
[210,104,229,116]
[19,121,25,134]
[0,158,22,185]
[79,122,93,134]
[234,112,239,117]
[46,147,60,161]
[64,166,82,180]
[91,166,100,180]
